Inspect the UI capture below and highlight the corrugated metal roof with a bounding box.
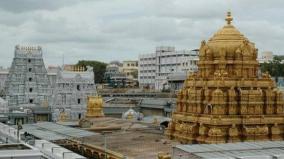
[21,122,97,141]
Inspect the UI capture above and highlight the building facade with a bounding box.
[104,62,122,83]
[138,53,156,89]
[258,51,274,63]
[139,47,199,90]
[104,61,138,88]
[51,65,96,121]
[122,60,138,79]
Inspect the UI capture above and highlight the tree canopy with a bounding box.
[76,60,107,83]
[260,55,284,80]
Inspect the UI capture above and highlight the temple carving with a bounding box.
[166,12,284,144]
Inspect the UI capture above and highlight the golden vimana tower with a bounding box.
[166,12,284,144]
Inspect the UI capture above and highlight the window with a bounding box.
[29,88,33,92]
[28,59,31,63]
[29,77,32,82]
[77,99,81,104]
[77,85,80,91]
[28,68,32,72]
[29,99,33,103]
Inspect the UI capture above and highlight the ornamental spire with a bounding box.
[225,11,233,25]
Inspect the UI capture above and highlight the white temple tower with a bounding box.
[5,45,51,107]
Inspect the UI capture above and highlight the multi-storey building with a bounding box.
[5,45,52,107]
[122,60,138,79]
[258,51,274,63]
[51,65,96,121]
[104,61,138,88]
[139,47,199,90]
[104,61,122,81]
[138,53,156,89]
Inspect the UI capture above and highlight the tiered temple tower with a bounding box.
[5,45,51,107]
[166,12,284,144]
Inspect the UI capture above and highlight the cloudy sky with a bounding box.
[0,0,283,67]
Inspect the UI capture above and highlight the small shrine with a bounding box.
[85,96,104,118]
[166,12,284,144]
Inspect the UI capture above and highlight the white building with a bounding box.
[138,53,156,89]
[139,47,199,90]
[258,51,274,63]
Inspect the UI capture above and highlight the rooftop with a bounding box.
[0,143,43,159]
[21,122,97,141]
[174,141,284,159]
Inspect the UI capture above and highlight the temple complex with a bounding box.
[166,12,284,144]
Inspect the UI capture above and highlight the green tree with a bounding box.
[76,60,107,83]
[260,55,284,80]
[130,70,138,79]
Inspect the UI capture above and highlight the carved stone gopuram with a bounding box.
[166,12,284,144]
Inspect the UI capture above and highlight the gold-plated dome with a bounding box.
[207,12,252,53]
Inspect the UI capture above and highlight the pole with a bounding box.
[102,131,112,159]
[104,133,107,159]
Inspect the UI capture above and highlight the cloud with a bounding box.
[0,0,283,67]
[0,0,84,13]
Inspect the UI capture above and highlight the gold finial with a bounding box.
[225,11,233,25]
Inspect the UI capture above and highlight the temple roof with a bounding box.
[205,11,255,54]
[207,12,249,45]
[209,23,247,42]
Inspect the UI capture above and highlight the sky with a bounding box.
[0,0,283,67]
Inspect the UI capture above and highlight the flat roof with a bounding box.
[0,143,42,158]
[0,143,31,150]
[174,141,284,158]
[21,122,98,141]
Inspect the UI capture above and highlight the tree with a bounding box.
[260,55,284,80]
[76,60,107,83]
[130,70,138,79]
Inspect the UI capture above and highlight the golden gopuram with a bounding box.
[85,96,104,118]
[166,12,284,144]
